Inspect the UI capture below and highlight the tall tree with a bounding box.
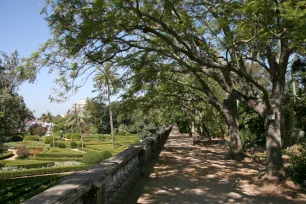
[65,107,87,151]
[37,0,306,176]
[93,63,119,148]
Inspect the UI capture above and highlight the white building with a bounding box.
[71,99,87,113]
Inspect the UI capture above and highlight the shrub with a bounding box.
[78,143,86,148]
[34,157,83,161]
[97,135,106,140]
[65,133,72,139]
[29,124,47,136]
[58,143,66,148]
[287,142,306,183]
[43,136,53,144]
[83,152,102,165]
[16,146,30,159]
[240,129,257,151]
[24,136,39,141]
[101,150,112,160]
[70,141,77,148]
[0,165,89,180]
[11,135,23,142]
[36,153,83,158]
[5,161,55,169]
[71,133,81,140]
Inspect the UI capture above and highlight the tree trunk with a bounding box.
[224,93,244,159]
[107,82,115,149]
[202,122,211,140]
[80,126,84,151]
[265,82,284,176]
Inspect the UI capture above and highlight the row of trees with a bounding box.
[30,0,306,176]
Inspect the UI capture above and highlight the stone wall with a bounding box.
[23,127,172,204]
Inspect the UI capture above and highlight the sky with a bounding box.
[0,0,97,117]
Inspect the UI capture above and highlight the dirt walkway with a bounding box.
[5,149,17,160]
[134,127,306,204]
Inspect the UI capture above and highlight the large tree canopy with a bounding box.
[36,0,306,175]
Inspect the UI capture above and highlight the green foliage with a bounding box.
[71,133,81,140]
[43,136,53,144]
[83,151,102,165]
[0,151,14,160]
[78,143,85,148]
[16,146,30,159]
[50,142,66,148]
[65,133,72,139]
[70,141,77,148]
[23,135,39,141]
[0,165,89,180]
[3,160,54,169]
[239,105,265,144]
[101,150,112,160]
[240,129,257,151]
[287,143,306,183]
[58,143,66,148]
[10,135,23,142]
[28,124,47,136]
[0,175,65,204]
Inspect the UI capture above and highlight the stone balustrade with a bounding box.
[23,127,172,204]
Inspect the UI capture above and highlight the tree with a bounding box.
[37,0,306,175]
[0,50,36,154]
[44,111,54,146]
[65,107,87,151]
[93,63,119,148]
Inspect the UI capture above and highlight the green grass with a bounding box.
[40,147,84,155]
[0,174,66,204]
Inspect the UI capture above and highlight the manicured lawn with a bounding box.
[0,174,67,204]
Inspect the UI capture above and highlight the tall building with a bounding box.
[71,99,87,113]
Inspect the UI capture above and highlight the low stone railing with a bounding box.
[23,127,172,204]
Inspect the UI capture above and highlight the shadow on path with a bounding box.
[126,127,306,204]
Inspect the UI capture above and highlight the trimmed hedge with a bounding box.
[7,161,55,169]
[33,157,83,161]
[0,165,89,180]
[36,153,83,158]
[71,133,81,140]
[78,143,86,148]
[24,136,39,141]
[101,150,112,160]
[0,152,14,160]
[70,141,77,148]
[50,142,66,148]
[83,152,103,165]
[43,136,53,144]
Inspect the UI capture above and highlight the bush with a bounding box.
[11,135,23,142]
[240,129,257,151]
[24,136,39,141]
[287,142,306,183]
[78,143,86,148]
[43,136,53,144]
[36,153,83,158]
[29,124,48,136]
[83,152,102,165]
[97,135,106,140]
[70,141,77,148]
[71,133,81,140]
[0,165,89,180]
[101,150,112,160]
[33,157,83,161]
[5,161,54,169]
[65,133,72,139]
[16,146,30,159]
[58,143,66,148]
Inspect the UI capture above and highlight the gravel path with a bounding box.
[134,127,306,204]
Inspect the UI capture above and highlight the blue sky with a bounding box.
[0,0,97,117]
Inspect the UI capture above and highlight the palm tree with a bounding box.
[94,63,119,148]
[65,107,86,151]
[45,111,54,147]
